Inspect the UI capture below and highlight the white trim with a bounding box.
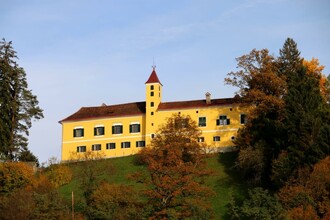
[130,122,140,125]
[94,124,104,127]
[63,134,145,144]
[112,123,122,126]
[74,126,83,129]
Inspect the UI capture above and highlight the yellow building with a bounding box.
[59,67,248,161]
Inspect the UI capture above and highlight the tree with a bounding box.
[225,49,287,185]
[228,187,285,220]
[134,114,214,219]
[88,183,143,220]
[0,39,43,160]
[277,156,330,219]
[274,38,330,183]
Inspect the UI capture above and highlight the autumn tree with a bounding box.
[134,114,214,219]
[278,156,330,219]
[0,39,43,161]
[225,49,286,184]
[88,182,143,220]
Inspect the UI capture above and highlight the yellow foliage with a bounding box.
[0,162,35,194]
[303,58,328,99]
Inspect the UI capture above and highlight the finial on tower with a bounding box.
[152,57,156,70]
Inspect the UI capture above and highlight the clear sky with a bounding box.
[1,0,329,163]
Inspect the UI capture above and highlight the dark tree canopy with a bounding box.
[0,39,43,161]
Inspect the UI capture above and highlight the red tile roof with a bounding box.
[158,98,235,111]
[59,102,146,123]
[59,98,236,123]
[145,68,162,85]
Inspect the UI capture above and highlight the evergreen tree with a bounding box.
[274,38,330,183]
[0,39,43,160]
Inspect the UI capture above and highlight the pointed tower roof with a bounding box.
[145,66,162,85]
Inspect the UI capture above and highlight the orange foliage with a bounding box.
[278,156,330,218]
[303,58,328,99]
[135,114,214,219]
[287,205,319,220]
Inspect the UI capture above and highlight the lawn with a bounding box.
[59,152,247,219]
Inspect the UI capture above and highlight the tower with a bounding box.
[145,66,162,144]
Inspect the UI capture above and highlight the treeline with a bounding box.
[226,38,330,219]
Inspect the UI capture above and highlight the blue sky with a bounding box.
[1,0,329,163]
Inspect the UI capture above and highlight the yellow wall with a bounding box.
[61,115,146,161]
[150,104,248,150]
[61,104,248,161]
[60,71,249,161]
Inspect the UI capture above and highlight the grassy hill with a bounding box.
[59,152,248,219]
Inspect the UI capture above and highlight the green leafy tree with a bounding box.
[134,114,214,219]
[228,187,285,220]
[0,39,43,160]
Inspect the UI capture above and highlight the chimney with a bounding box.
[205,92,211,104]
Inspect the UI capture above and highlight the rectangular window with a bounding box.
[213,136,220,142]
[73,128,84,137]
[216,115,230,125]
[77,146,86,152]
[106,143,116,150]
[150,91,154,96]
[198,137,204,142]
[121,142,131,148]
[112,125,123,134]
[240,114,247,125]
[150,85,154,90]
[92,144,101,151]
[151,102,154,107]
[198,117,206,127]
[136,141,145,148]
[130,124,140,133]
[94,126,105,136]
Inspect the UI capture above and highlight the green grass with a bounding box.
[59,152,247,219]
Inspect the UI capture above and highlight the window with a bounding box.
[136,141,145,147]
[150,85,154,90]
[92,144,101,151]
[151,134,155,139]
[216,115,230,125]
[130,123,140,133]
[73,128,84,137]
[106,143,116,150]
[94,126,104,136]
[77,146,86,152]
[150,91,154,96]
[151,102,154,107]
[240,114,247,125]
[175,118,188,129]
[213,136,220,142]
[121,142,131,148]
[112,125,123,134]
[151,112,154,115]
[231,136,235,140]
[198,117,206,127]
[198,137,204,142]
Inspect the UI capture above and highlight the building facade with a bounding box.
[59,68,248,161]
